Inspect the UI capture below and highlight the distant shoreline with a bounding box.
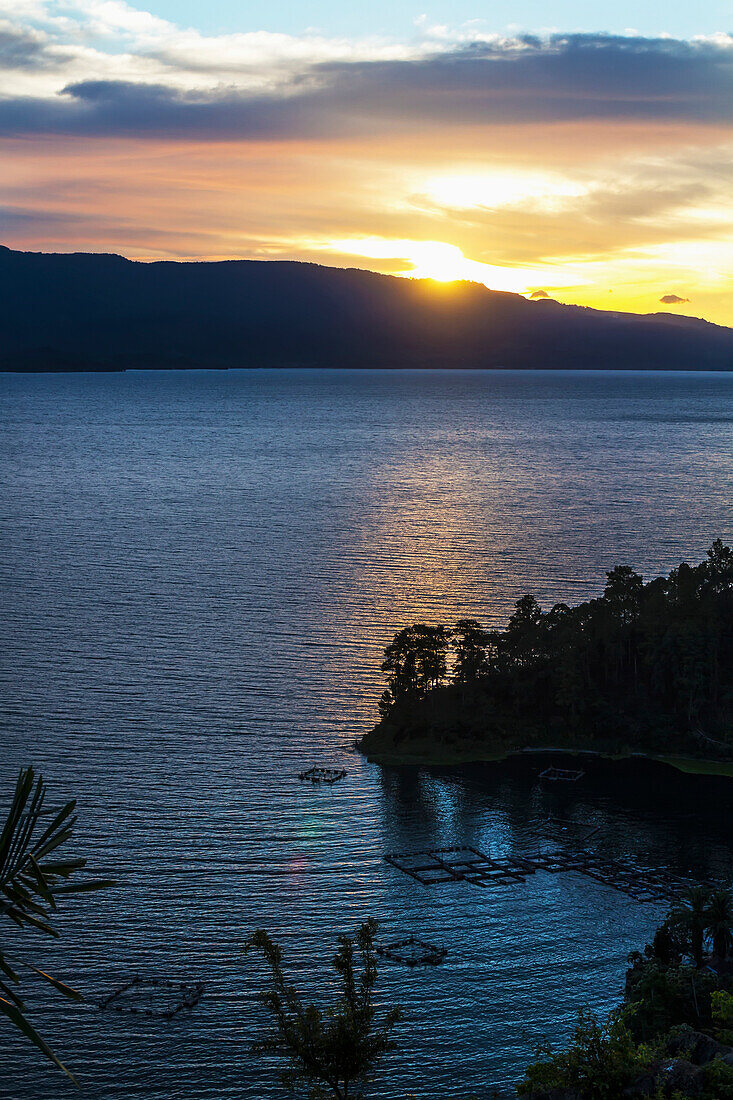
[3,365,733,374]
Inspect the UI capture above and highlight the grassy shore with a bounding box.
[654,754,733,777]
[358,737,733,777]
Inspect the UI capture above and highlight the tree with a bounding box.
[644,918,684,967]
[1,767,112,1083]
[504,595,545,665]
[518,1008,645,1098]
[706,889,733,963]
[669,887,733,968]
[624,957,721,1040]
[247,918,402,1100]
[671,886,711,968]
[452,619,493,683]
[711,990,733,1044]
[705,538,733,593]
[380,625,450,714]
[603,565,643,624]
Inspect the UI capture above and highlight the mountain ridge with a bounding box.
[1,246,730,371]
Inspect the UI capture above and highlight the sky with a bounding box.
[0,0,731,324]
[132,0,731,41]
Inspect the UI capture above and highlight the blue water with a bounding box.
[0,368,732,1099]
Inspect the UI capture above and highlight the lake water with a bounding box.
[1,368,732,1100]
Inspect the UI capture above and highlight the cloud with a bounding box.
[0,202,64,228]
[0,25,730,138]
[659,293,690,303]
[530,289,550,298]
[0,20,48,69]
[0,4,730,326]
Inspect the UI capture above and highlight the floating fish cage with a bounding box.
[377,936,448,967]
[385,846,532,888]
[568,855,706,905]
[385,843,712,906]
[539,766,585,782]
[99,975,204,1019]
[526,814,603,845]
[526,850,709,904]
[298,767,346,784]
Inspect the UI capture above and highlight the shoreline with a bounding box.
[358,740,733,778]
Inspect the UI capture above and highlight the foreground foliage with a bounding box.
[519,889,733,1098]
[1,767,112,1082]
[518,1007,650,1098]
[367,542,733,759]
[247,918,402,1099]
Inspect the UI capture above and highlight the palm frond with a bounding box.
[1,766,114,1085]
[0,768,110,926]
[0,996,78,1085]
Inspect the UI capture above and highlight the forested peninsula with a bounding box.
[358,543,733,770]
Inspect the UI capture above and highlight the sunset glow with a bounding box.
[419,171,589,213]
[0,2,730,323]
[322,238,552,290]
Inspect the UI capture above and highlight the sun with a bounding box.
[402,241,478,282]
[321,236,473,283]
[323,236,555,294]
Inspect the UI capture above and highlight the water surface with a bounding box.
[1,368,732,1099]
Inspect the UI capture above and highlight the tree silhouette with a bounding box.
[705,538,733,592]
[504,595,545,666]
[247,919,402,1100]
[671,886,711,969]
[452,619,494,683]
[379,625,450,715]
[603,565,643,624]
[374,543,733,756]
[706,889,733,963]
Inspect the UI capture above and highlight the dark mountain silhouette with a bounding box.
[1,245,730,371]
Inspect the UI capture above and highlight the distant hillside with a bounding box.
[0,246,730,371]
